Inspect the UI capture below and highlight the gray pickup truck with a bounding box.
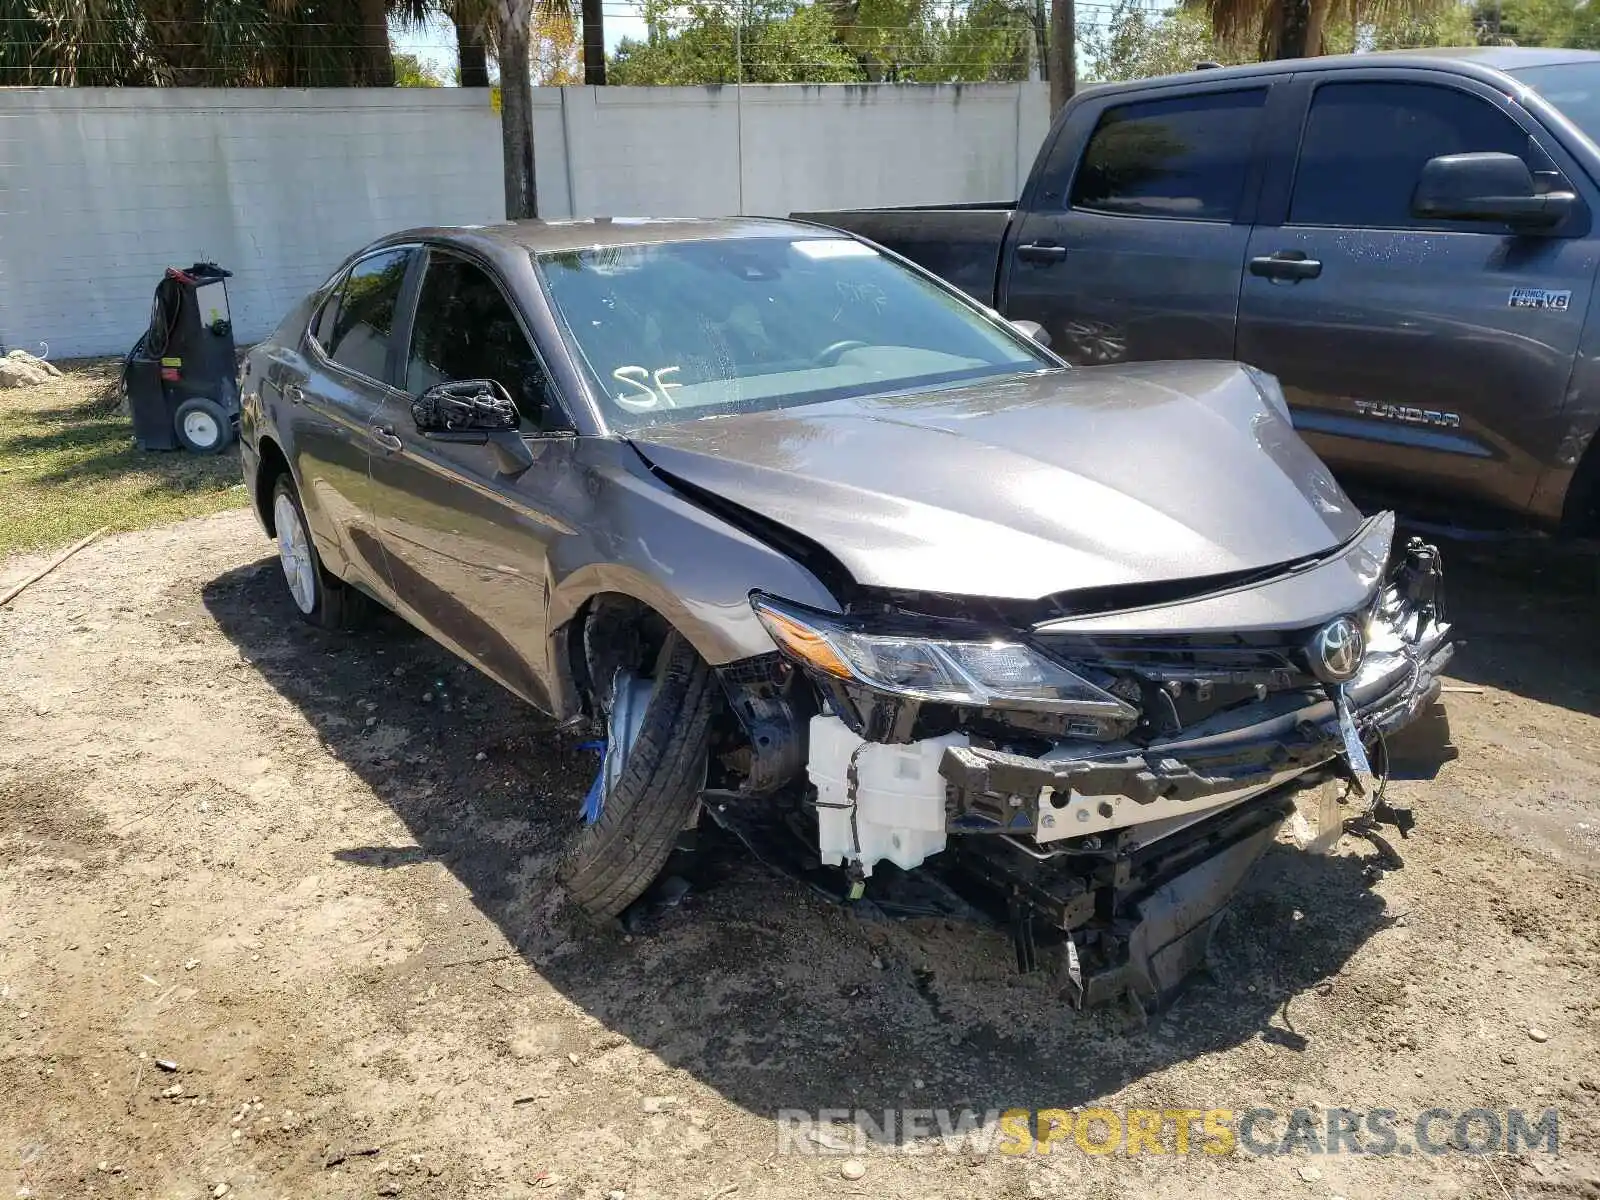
[799,47,1600,535]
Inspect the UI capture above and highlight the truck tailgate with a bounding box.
[791,205,1014,305]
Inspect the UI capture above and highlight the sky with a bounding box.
[393,7,649,81]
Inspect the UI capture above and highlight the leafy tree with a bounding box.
[532,5,584,82]
[1474,0,1600,47]
[611,0,865,84]
[610,0,1041,84]
[1081,1,1231,81]
[393,50,448,83]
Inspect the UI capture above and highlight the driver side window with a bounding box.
[406,253,563,429]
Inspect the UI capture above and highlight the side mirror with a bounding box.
[412,379,521,433]
[412,379,535,476]
[1411,152,1577,230]
[1010,319,1052,348]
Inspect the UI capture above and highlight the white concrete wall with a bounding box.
[0,83,1050,358]
[0,88,505,359]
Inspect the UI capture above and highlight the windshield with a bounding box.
[535,236,1052,431]
[1510,62,1600,144]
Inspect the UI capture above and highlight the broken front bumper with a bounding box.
[942,610,1453,848]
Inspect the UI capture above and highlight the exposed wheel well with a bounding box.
[567,593,672,716]
[563,594,764,783]
[254,437,292,536]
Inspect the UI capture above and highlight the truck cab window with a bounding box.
[1069,89,1267,221]
[407,254,558,429]
[1289,82,1536,229]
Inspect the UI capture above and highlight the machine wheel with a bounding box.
[174,396,235,455]
[559,631,716,918]
[270,475,362,630]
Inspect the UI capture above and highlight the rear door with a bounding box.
[283,246,415,593]
[1001,81,1273,365]
[1235,71,1595,517]
[366,247,578,711]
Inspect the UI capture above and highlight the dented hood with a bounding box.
[626,362,1361,600]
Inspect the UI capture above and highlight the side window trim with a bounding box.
[1064,84,1273,224]
[409,245,575,434]
[303,244,421,390]
[1283,72,1584,234]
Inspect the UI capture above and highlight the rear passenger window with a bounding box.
[320,249,412,380]
[1290,82,1532,229]
[1070,89,1267,221]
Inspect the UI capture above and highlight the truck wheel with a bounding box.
[270,475,364,630]
[174,397,235,454]
[559,631,715,918]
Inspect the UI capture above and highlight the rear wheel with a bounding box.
[270,475,363,630]
[559,631,716,918]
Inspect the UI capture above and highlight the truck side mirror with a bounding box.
[1411,152,1577,231]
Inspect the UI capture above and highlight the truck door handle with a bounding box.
[1017,242,1068,264]
[1250,251,1322,282]
[284,384,304,404]
[370,424,403,452]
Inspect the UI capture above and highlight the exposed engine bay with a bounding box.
[707,515,1455,1009]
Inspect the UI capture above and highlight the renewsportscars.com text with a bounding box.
[776,1106,1560,1157]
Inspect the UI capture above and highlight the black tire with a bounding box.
[174,396,235,455]
[269,474,364,631]
[559,631,716,918]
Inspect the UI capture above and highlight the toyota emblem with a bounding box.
[1309,616,1365,683]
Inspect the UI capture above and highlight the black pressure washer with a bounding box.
[122,262,239,454]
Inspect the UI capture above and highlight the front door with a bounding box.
[1002,83,1272,365]
[1235,73,1595,518]
[367,248,577,711]
[281,246,415,593]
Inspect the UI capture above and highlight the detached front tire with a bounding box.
[560,631,716,918]
[270,474,364,630]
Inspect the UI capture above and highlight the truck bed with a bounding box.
[790,204,1014,306]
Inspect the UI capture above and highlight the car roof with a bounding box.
[1079,45,1600,97]
[382,215,831,257]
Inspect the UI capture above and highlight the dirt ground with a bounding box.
[2,511,1599,1200]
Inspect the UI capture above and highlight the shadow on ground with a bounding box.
[1429,537,1600,719]
[204,558,1396,1127]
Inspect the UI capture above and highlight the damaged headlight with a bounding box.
[751,594,1137,718]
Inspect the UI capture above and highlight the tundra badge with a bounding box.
[1353,400,1461,428]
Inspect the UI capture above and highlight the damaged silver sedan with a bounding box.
[239,216,1454,1005]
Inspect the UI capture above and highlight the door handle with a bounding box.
[1250,251,1322,282]
[284,384,304,404]
[1017,242,1068,264]
[370,424,403,452]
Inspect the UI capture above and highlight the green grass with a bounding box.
[0,357,250,559]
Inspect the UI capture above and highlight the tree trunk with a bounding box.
[1047,0,1074,115]
[1304,0,1329,55]
[358,0,395,84]
[1033,0,1048,81]
[455,12,491,87]
[498,12,538,218]
[1275,0,1313,58]
[581,0,606,84]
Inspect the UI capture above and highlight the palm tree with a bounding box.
[2,0,395,85]
[1203,0,1446,58]
[581,0,606,82]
